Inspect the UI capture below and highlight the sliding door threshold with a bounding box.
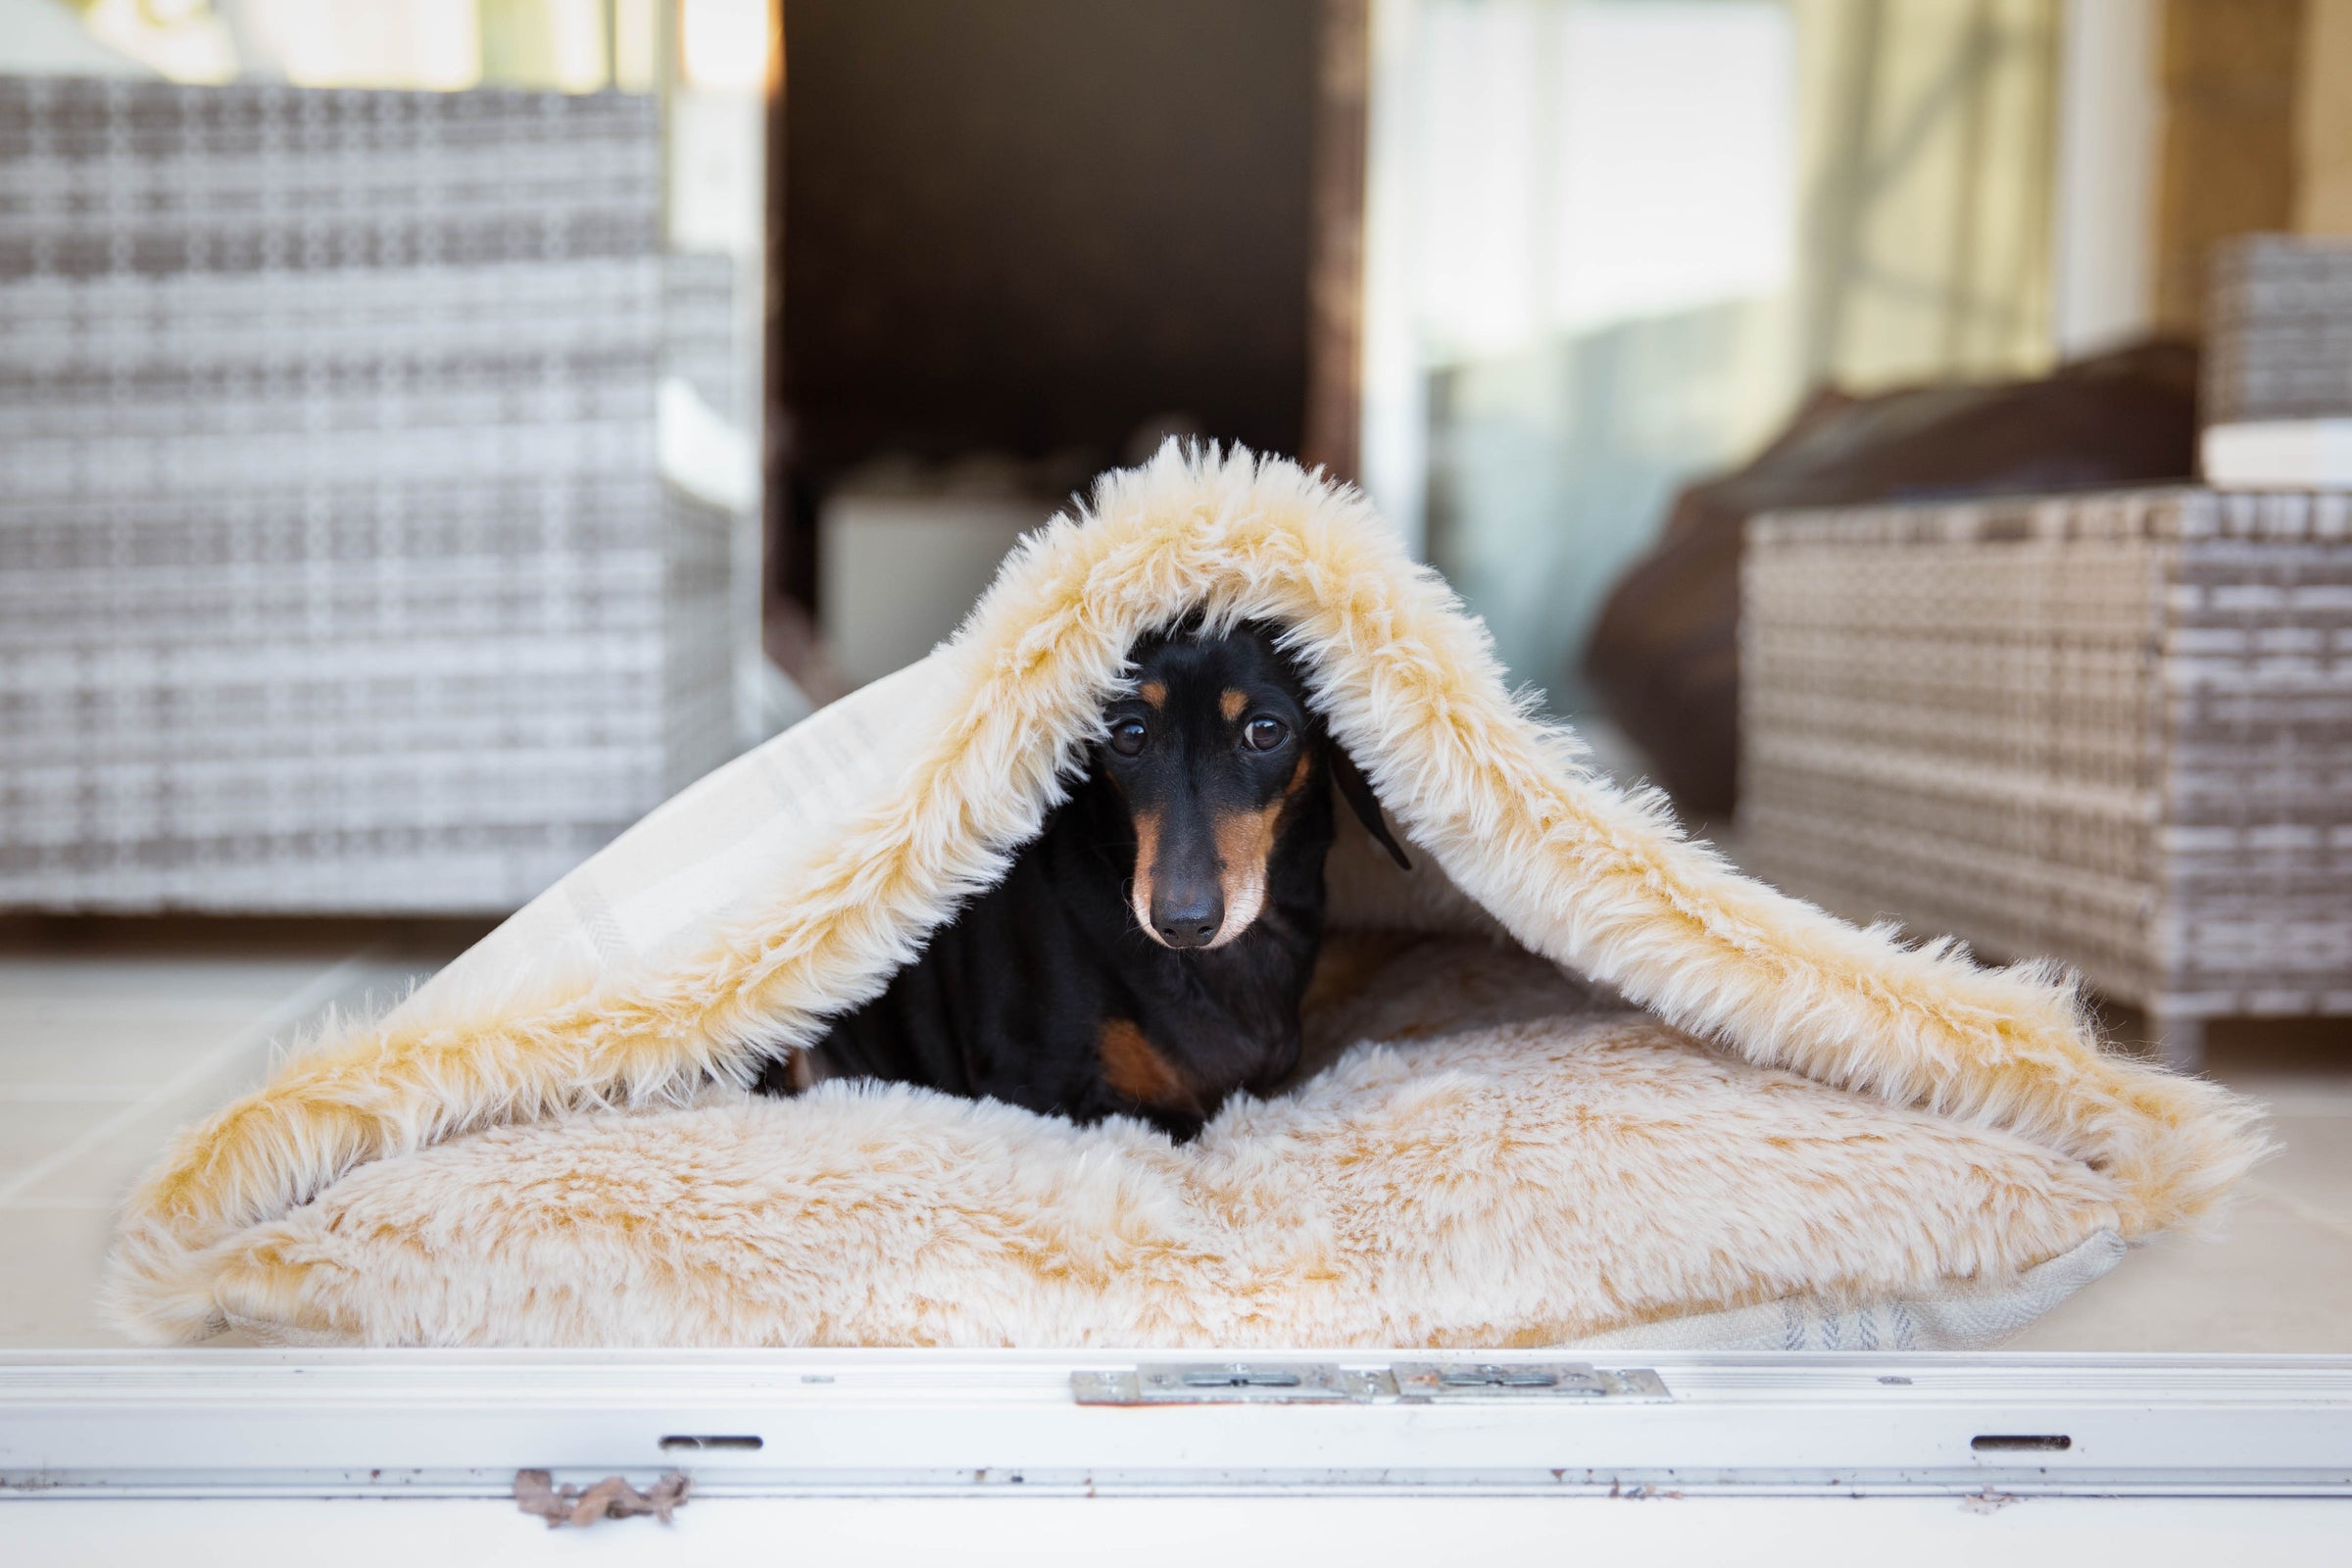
[6,1349,2349,1500]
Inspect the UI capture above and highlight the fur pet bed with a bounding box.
[106,446,2264,1348]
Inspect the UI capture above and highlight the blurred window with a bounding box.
[1370,0,2061,709]
[15,0,661,92]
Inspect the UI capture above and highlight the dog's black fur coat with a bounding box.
[754,623,1404,1140]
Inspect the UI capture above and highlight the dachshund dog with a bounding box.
[755,620,1409,1140]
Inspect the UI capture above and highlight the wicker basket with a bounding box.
[1740,487,2352,1064]
[0,78,746,913]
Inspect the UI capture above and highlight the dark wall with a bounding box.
[776,0,1318,480]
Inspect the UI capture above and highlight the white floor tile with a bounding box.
[0,934,463,1346]
[0,1099,119,1173]
[0,1019,260,1092]
[2247,1113,2352,1223]
[2005,1187,2352,1351]
[0,1206,121,1348]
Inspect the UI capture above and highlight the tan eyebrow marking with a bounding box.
[1141,681,1167,709]
[1220,689,1248,723]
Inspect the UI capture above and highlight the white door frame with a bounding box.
[7,1348,2349,1500]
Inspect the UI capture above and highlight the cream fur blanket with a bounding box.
[105,446,2264,1348]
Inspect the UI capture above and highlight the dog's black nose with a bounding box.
[1152,886,1224,949]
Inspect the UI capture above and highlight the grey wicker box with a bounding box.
[1740,487,2352,1065]
[2200,234,2352,489]
[2205,234,2352,427]
[0,77,747,913]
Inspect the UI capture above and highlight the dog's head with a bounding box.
[1099,621,1409,950]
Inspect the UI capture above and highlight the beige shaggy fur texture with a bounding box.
[203,939,2125,1348]
[105,445,2265,1347]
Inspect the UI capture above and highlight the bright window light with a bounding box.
[1411,0,1794,358]
[79,0,238,83]
[242,0,482,91]
[679,0,771,92]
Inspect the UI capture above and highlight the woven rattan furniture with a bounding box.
[0,77,745,912]
[1740,487,2352,1066]
[2202,235,2352,489]
[2205,234,2352,427]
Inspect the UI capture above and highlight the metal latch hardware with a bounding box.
[1391,1363,1669,1400]
[1072,1361,1669,1406]
[1074,1363,1390,1404]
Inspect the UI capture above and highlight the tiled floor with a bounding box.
[2009,1038,2352,1351]
[0,917,2346,1351]
[0,918,485,1348]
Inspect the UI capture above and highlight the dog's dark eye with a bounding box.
[1244,715,1289,752]
[1107,718,1148,757]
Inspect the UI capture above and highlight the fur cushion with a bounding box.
[105,446,2265,1348]
[205,940,2122,1348]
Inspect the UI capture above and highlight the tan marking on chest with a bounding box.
[1100,1018,1197,1111]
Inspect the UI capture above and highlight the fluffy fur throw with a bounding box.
[105,446,2264,1348]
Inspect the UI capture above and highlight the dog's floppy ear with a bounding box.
[1330,745,1411,871]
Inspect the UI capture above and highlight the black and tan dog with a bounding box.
[756,620,1408,1140]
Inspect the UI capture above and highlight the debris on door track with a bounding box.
[1960,1487,2023,1515]
[514,1468,691,1527]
